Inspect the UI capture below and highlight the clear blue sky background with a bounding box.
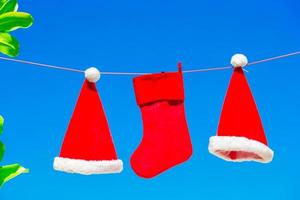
[1,0,300,199]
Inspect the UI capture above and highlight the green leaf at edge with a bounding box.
[0,12,33,32]
[0,32,19,57]
[0,0,18,15]
[0,115,3,134]
[0,164,29,187]
[0,0,8,8]
[0,141,4,161]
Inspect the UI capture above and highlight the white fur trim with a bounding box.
[208,136,274,163]
[231,54,248,68]
[85,67,100,83]
[53,157,123,175]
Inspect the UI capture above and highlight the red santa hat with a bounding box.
[208,54,274,163]
[53,67,123,175]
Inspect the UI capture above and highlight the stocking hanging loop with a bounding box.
[178,62,183,72]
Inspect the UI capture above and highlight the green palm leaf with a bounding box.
[0,0,8,8]
[0,0,18,15]
[0,12,33,32]
[0,115,3,134]
[0,164,28,187]
[0,116,4,161]
[0,32,19,57]
[0,142,4,161]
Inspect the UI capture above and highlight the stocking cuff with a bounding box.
[133,71,184,106]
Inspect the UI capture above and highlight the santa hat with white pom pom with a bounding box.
[53,67,123,175]
[208,54,274,163]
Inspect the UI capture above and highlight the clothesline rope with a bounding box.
[0,51,300,75]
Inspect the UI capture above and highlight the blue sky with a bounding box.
[1,0,300,199]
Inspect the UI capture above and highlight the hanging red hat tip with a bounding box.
[54,77,123,175]
[208,61,274,163]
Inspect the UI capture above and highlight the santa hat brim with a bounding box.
[53,157,123,175]
[208,136,274,163]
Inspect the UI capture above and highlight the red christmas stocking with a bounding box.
[131,65,193,178]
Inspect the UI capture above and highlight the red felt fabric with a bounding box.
[218,68,268,145]
[59,80,118,161]
[131,69,193,178]
[134,71,184,106]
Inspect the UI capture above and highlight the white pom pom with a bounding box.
[85,67,101,83]
[231,54,248,68]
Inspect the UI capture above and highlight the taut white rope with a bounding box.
[0,56,84,73]
[0,51,300,76]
